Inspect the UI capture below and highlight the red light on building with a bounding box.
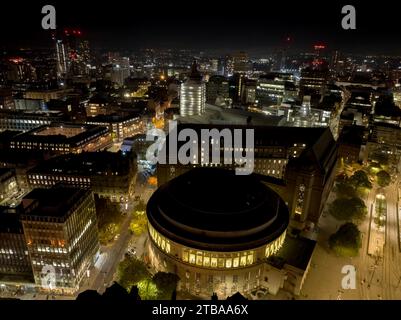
[9,57,23,64]
[314,44,326,50]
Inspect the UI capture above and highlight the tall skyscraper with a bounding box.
[53,29,91,82]
[180,61,206,117]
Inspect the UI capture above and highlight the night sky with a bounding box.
[1,0,400,54]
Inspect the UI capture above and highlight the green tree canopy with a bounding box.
[95,195,123,244]
[117,256,151,291]
[329,197,367,221]
[135,200,147,213]
[349,170,372,189]
[137,278,159,300]
[152,272,180,300]
[329,222,361,257]
[376,170,391,187]
[335,181,357,199]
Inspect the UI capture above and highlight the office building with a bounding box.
[206,75,229,105]
[180,61,206,116]
[0,206,33,282]
[20,187,99,293]
[27,151,137,202]
[86,113,143,143]
[8,124,112,154]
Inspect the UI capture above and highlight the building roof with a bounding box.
[28,151,135,177]
[147,168,289,251]
[0,206,23,233]
[268,236,316,271]
[338,125,366,146]
[21,187,91,219]
[86,113,140,124]
[10,123,109,147]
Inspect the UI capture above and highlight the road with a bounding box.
[77,173,155,295]
[77,211,134,294]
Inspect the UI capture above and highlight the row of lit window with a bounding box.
[0,120,48,124]
[265,231,286,257]
[182,249,255,269]
[32,260,70,268]
[35,247,68,254]
[29,175,90,183]
[148,223,171,254]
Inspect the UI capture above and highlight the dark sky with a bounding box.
[1,0,400,55]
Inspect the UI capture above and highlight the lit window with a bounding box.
[247,253,253,265]
[203,255,210,267]
[182,250,188,262]
[189,253,196,264]
[233,257,239,268]
[240,255,246,267]
[196,252,203,266]
[211,257,217,267]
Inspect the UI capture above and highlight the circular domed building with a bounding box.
[146,168,289,298]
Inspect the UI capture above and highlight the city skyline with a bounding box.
[2,0,401,304]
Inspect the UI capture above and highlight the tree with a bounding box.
[117,256,151,291]
[329,197,367,221]
[376,170,391,187]
[95,195,123,244]
[129,212,148,236]
[137,278,159,300]
[329,222,361,257]
[135,200,146,213]
[335,181,356,199]
[349,170,372,189]
[152,272,180,300]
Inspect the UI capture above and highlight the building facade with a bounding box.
[147,168,289,298]
[20,187,99,293]
[180,61,206,117]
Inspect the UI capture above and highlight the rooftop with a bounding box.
[147,168,289,251]
[28,151,135,176]
[268,236,316,270]
[21,187,91,219]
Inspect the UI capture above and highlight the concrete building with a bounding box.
[180,61,206,117]
[27,151,136,202]
[157,123,337,232]
[20,187,99,293]
[147,168,289,298]
[0,168,19,202]
[8,124,112,154]
[86,113,143,143]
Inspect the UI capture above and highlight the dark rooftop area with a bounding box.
[28,151,134,176]
[21,187,90,219]
[269,236,316,270]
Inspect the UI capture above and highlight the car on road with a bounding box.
[114,234,120,241]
